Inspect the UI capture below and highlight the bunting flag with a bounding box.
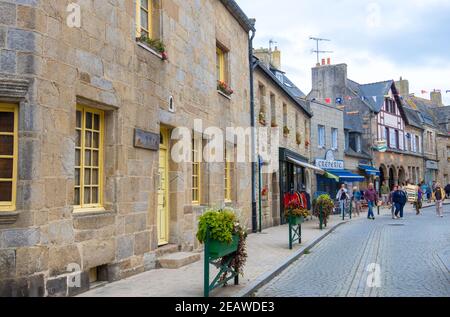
[372,96,377,102]
[325,98,331,104]
[336,97,343,104]
[421,90,428,94]
[446,90,450,94]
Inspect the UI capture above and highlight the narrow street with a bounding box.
[256,205,450,297]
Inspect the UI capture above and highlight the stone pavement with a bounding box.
[78,213,354,297]
[256,203,450,297]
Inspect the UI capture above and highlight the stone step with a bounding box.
[157,252,201,269]
[155,244,179,257]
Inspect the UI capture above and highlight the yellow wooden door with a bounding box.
[157,128,169,246]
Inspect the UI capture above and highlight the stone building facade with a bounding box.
[0,0,254,296]
[252,48,313,228]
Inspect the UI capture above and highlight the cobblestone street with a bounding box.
[257,205,450,297]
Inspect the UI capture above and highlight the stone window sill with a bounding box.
[0,211,20,225]
[72,207,113,218]
[137,42,164,60]
[217,90,232,100]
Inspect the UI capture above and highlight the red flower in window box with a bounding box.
[261,187,268,196]
[217,80,234,96]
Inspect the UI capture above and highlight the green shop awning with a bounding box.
[324,169,365,183]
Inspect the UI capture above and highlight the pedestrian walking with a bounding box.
[415,184,423,215]
[352,186,362,217]
[388,187,395,219]
[380,181,390,208]
[393,185,407,219]
[364,183,378,220]
[426,185,432,203]
[434,183,446,218]
[445,183,450,199]
[336,184,349,218]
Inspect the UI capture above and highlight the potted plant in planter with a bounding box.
[271,121,278,128]
[312,194,334,229]
[259,112,267,126]
[137,35,168,60]
[284,201,309,225]
[283,126,290,136]
[296,132,302,145]
[196,207,248,273]
[197,208,248,296]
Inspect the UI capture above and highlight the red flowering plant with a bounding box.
[261,187,268,196]
[137,35,168,61]
[217,80,234,96]
[284,201,309,219]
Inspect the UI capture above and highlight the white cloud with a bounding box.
[237,0,450,105]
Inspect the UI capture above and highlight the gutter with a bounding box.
[248,21,257,233]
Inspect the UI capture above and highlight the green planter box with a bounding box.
[289,215,304,226]
[208,234,239,259]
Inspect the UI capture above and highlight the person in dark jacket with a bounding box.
[364,183,378,220]
[445,183,450,199]
[393,185,407,219]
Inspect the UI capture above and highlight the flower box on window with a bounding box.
[136,36,168,60]
[217,80,234,97]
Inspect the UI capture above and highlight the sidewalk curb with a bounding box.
[233,220,351,297]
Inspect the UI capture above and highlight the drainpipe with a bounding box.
[249,23,257,233]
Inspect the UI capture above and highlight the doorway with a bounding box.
[157,128,170,246]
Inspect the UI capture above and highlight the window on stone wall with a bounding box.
[318,125,325,148]
[270,93,276,126]
[74,105,104,211]
[224,144,232,202]
[331,128,338,150]
[283,103,288,130]
[216,45,229,84]
[192,137,202,205]
[136,0,153,38]
[0,103,18,212]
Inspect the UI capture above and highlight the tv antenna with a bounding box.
[309,37,333,65]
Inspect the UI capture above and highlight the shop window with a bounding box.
[74,105,104,211]
[0,103,18,212]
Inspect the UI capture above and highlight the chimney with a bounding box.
[327,57,331,65]
[271,46,281,70]
[253,48,271,68]
[321,58,326,66]
[395,77,410,96]
[311,63,348,106]
[430,90,443,106]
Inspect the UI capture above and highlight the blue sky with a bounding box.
[236,0,450,105]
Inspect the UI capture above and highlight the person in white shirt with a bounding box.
[336,184,349,218]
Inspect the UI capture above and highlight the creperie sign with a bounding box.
[315,159,344,170]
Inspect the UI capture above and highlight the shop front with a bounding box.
[358,164,380,190]
[315,150,365,199]
[425,160,439,186]
[279,148,325,224]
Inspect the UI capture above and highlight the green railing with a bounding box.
[203,229,239,297]
[288,215,302,250]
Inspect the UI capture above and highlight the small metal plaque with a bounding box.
[134,128,159,151]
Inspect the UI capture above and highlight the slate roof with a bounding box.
[349,80,395,113]
[402,96,440,129]
[254,57,312,117]
[220,0,256,32]
[402,106,424,129]
[269,67,306,98]
[431,106,450,126]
